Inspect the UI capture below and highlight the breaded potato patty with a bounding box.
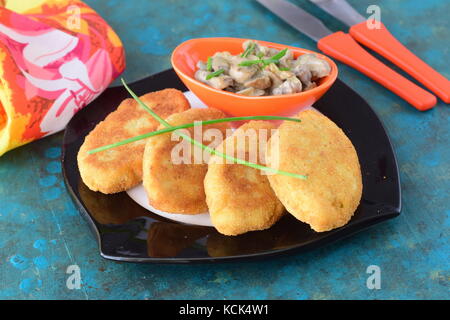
[143,108,230,214]
[77,89,190,194]
[266,110,362,232]
[205,121,285,236]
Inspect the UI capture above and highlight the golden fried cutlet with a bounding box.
[205,121,285,236]
[143,108,231,214]
[266,110,363,232]
[77,89,190,194]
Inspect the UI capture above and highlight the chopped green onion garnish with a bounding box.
[261,58,279,66]
[241,42,256,58]
[206,69,225,80]
[238,60,263,67]
[257,52,264,58]
[206,57,212,72]
[240,48,289,67]
[262,49,288,66]
[88,116,301,154]
[119,78,307,180]
[279,67,290,71]
[270,48,288,61]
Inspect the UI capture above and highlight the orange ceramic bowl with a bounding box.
[171,37,338,117]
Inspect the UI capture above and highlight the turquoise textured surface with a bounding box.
[0,0,448,299]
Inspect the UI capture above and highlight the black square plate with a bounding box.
[62,69,401,263]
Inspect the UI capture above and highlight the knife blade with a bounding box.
[309,0,365,27]
[256,0,332,41]
[310,0,450,102]
[255,0,437,110]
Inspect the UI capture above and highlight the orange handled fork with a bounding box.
[257,0,438,111]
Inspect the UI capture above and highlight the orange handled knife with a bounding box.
[256,0,437,111]
[311,0,450,103]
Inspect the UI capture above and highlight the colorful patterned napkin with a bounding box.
[0,0,125,156]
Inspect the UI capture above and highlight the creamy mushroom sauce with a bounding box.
[195,40,331,96]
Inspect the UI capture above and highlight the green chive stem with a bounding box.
[270,48,288,61]
[241,42,256,58]
[88,116,301,154]
[238,60,264,67]
[261,58,279,67]
[239,48,289,67]
[120,79,307,180]
[206,69,225,80]
[206,57,212,72]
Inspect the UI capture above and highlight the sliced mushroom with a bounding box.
[230,55,246,65]
[213,51,233,60]
[242,40,256,51]
[272,76,302,95]
[303,82,317,91]
[195,70,209,83]
[267,48,280,56]
[195,70,233,90]
[244,72,271,90]
[279,49,294,68]
[211,56,230,72]
[197,60,207,71]
[229,64,258,83]
[296,53,331,79]
[264,70,283,91]
[292,65,312,86]
[208,75,234,90]
[243,40,270,57]
[231,83,246,92]
[236,87,266,96]
[266,63,295,80]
